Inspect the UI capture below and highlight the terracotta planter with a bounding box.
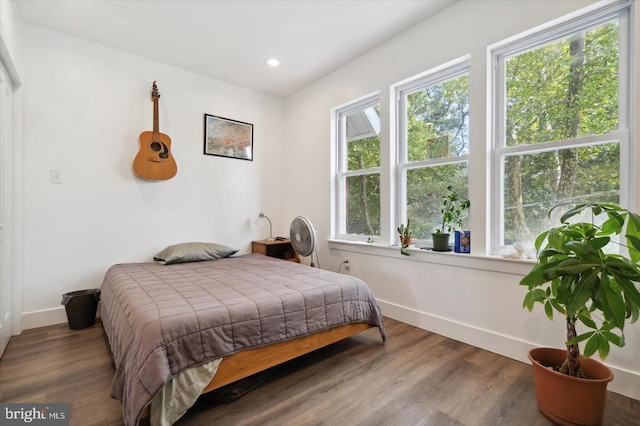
[401,236,412,246]
[528,347,613,426]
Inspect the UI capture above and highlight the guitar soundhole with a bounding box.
[151,141,170,159]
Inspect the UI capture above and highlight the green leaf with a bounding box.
[599,321,615,331]
[537,248,566,260]
[627,296,640,324]
[544,300,553,319]
[523,288,547,311]
[534,231,549,251]
[626,212,640,264]
[565,241,602,263]
[566,268,600,316]
[558,204,588,223]
[542,258,599,280]
[567,331,594,345]
[601,274,627,329]
[601,330,623,347]
[562,228,587,239]
[626,236,640,265]
[577,311,597,329]
[547,231,566,251]
[587,237,611,250]
[550,277,559,296]
[598,334,611,359]
[522,291,534,311]
[600,212,625,235]
[583,333,600,358]
[550,299,566,315]
[616,279,640,313]
[555,275,574,306]
[520,259,565,287]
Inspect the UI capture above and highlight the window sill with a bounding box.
[327,239,535,276]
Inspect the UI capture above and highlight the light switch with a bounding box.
[50,169,63,183]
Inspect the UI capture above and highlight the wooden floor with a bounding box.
[1,318,638,426]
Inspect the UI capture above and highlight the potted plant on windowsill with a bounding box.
[398,219,412,256]
[432,186,470,251]
[520,203,640,425]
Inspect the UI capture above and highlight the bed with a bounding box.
[100,249,386,426]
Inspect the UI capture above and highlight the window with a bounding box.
[333,94,381,240]
[492,3,630,249]
[396,59,470,240]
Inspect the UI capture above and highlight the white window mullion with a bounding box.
[493,53,506,150]
[496,131,627,158]
[617,9,632,209]
[340,167,382,179]
[492,151,505,253]
[619,131,631,209]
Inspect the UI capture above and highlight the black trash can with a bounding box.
[61,289,101,329]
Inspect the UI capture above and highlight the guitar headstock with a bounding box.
[151,81,161,101]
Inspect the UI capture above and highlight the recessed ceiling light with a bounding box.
[265,57,280,67]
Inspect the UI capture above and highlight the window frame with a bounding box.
[394,57,471,243]
[332,92,382,241]
[490,1,632,253]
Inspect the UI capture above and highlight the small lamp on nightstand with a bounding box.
[258,212,275,241]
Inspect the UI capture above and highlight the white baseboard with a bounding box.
[378,299,640,401]
[21,306,67,331]
[21,303,104,332]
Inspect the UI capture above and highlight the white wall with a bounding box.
[17,22,287,326]
[283,0,640,400]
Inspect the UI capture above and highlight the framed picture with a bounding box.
[454,230,470,253]
[203,114,253,161]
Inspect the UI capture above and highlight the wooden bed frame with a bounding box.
[140,322,374,418]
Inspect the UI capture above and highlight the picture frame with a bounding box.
[454,230,470,253]
[203,114,253,161]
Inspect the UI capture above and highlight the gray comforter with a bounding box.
[100,254,385,425]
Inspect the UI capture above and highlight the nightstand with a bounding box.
[252,239,300,263]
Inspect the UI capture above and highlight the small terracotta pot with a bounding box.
[528,347,613,426]
[401,236,412,246]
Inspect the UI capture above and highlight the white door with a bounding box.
[0,61,13,357]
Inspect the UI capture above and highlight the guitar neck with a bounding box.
[153,99,160,139]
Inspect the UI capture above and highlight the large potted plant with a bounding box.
[520,203,640,425]
[432,186,470,251]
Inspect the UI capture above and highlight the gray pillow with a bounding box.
[154,242,238,265]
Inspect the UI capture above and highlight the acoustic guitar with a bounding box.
[133,81,177,181]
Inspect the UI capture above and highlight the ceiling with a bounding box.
[15,0,457,98]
